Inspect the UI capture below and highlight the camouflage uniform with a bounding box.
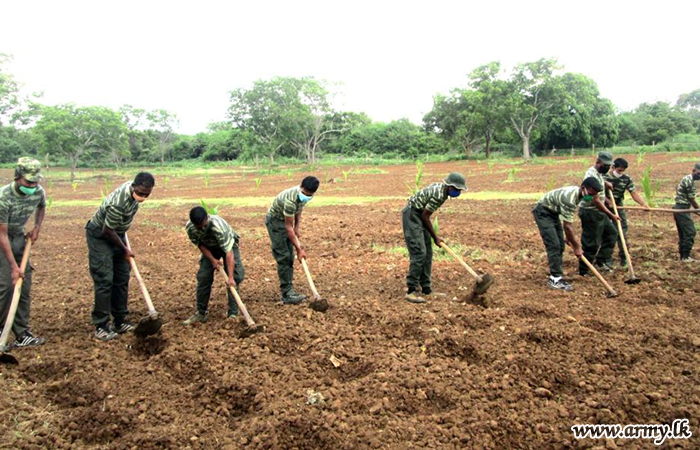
[673,174,697,259]
[402,182,448,292]
[265,186,307,298]
[604,173,636,265]
[532,186,581,278]
[186,215,244,316]
[85,181,139,328]
[0,158,45,340]
[578,166,618,273]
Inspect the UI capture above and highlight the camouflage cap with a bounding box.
[444,172,467,191]
[597,151,613,165]
[16,157,43,182]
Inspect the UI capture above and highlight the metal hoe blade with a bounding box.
[309,297,329,313]
[474,273,495,295]
[0,351,18,365]
[240,324,264,338]
[134,315,163,338]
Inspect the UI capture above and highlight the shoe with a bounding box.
[579,271,591,277]
[12,331,46,349]
[405,292,427,304]
[548,278,573,291]
[183,311,208,326]
[95,326,118,341]
[112,321,135,334]
[422,291,447,300]
[594,263,613,273]
[681,257,696,262]
[227,311,239,319]
[282,290,306,305]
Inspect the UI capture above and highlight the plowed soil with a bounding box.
[1,152,699,449]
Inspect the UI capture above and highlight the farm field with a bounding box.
[1,152,700,449]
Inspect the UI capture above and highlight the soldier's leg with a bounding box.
[266,216,294,297]
[534,207,564,278]
[597,217,618,266]
[222,248,245,316]
[196,253,215,314]
[402,207,426,292]
[11,235,33,337]
[618,210,628,265]
[87,231,115,327]
[674,207,696,259]
[578,209,601,274]
[419,227,433,292]
[0,237,21,338]
[111,246,131,326]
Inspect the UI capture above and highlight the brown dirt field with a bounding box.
[1,153,699,449]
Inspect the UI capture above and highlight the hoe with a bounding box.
[0,240,31,365]
[301,258,329,312]
[608,191,641,284]
[125,234,163,338]
[440,242,494,295]
[217,266,263,338]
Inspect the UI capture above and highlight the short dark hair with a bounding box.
[582,176,603,192]
[301,176,320,193]
[189,206,208,225]
[613,158,628,169]
[133,172,155,188]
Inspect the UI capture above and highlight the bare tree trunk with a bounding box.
[522,137,531,159]
[269,152,274,166]
[484,131,492,159]
[70,158,77,182]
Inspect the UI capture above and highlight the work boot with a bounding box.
[183,311,208,326]
[681,257,697,262]
[282,290,306,305]
[547,277,573,291]
[12,331,46,349]
[95,325,118,341]
[405,292,427,304]
[112,321,135,334]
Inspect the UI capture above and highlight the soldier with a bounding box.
[603,158,650,267]
[533,178,602,291]
[265,176,319,304]
[86,172,155,341]
[183,206,245,325]
[0,158,46,349]
[578,151,620,275]
[672,163,700,261]
[402,172,467,304]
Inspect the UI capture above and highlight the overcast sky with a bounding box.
[2,0,698,134]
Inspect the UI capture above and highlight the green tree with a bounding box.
[34,104,127,180]
[423,89,483,157]
[468,62,509,158]
[505,58,562,159]
[146,109,178,165]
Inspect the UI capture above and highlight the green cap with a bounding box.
[598,151,613,165]
[16,157,43,182]
[444,172,467,191]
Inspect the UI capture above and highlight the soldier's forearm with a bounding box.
[34,206,46,230]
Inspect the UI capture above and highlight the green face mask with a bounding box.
[19,185,37,195]
[583,194,594,202]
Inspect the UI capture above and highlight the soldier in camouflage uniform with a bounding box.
[533,178,602,291]
[603,158,650,267]
[672,163,700,261]
[183,206,245,325]
[578,151,621,275]
[0,158,47,349]
[402,172,467,304]
[86,172,155,341]
[265,176,320,304]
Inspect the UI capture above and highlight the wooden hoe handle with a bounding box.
[217,265,256,327]
[124,234,157,316]
[439,242,481,281]
[0,239,32,350]
[608,192,637,279]
[300,258,321,299]
[579,254,617,296]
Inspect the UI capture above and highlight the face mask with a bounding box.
[583,194,594,202]
[19,185,37,195]
[693,173,700,181]
[598,165,610,174]
[448,189,461,198]
[299,192,313,203]
[611,171,622,178]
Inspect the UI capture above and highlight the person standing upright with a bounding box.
[672,163,700,261]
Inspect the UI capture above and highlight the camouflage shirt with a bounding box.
[89,181,140,233]
[537,186,581,223]
[268,186,305,220]
[186,215,238,253]
[0,182,46,235]
[580,167,606,209]
[408,182,448,213]
[674,174,696,206]
[604,173,636,206]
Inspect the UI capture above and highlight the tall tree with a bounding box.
[468,62,508,158]
[423,90,483,157]
[146,109,178,165]
[0,54,20,126]
[34,104,126,181]
[505,58,561,159]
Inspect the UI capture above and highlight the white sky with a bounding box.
[2,0,698,134]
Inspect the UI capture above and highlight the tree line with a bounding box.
[1,54,699,180]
